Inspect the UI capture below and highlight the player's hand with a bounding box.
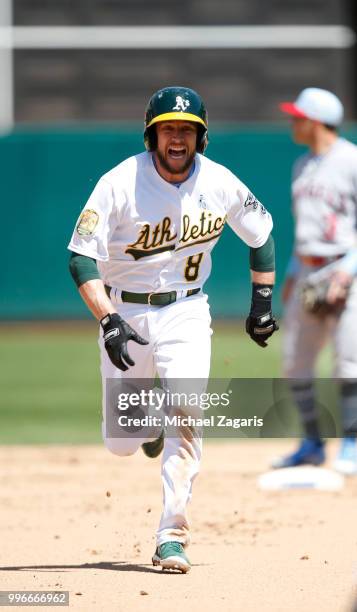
[100,313,149,371]
[245,313,279,348]
[326,270,352,304]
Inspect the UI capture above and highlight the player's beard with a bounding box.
[155,149,196,176]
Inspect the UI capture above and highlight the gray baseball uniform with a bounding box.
[284,137,357,379]
[293,138,357,257]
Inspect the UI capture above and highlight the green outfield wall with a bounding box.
[2,124,356,320]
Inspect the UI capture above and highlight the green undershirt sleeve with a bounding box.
[249,234,275,272]
[69,251,100,288]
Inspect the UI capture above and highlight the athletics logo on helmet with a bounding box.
[172,96,190,111]
[144,86,209,153]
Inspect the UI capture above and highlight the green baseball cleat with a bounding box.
[152,541,191,573]
[141,430,164,458]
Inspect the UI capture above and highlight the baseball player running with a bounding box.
[273,88,357,474]
[68,86,277,572]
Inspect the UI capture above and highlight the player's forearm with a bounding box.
[336,247,357,276]
[69,251,115,320]
[79,279,116,320]
[249,234,275,271]
[251,270,275,284]
[249,233,275,285]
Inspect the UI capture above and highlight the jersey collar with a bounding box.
[150,153,197,190]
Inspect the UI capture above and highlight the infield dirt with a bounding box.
[0,441,356,612]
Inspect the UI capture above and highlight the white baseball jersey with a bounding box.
[292,138,357,257]
[68,151,272,293]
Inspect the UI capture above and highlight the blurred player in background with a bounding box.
[273,88,357,474]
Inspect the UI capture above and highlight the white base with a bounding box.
[258,467,345,491]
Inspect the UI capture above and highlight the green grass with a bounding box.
[0,322,333,444]
[0,324,101,443]
[211,321,280,377]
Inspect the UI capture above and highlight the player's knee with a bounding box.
[103,437,137,457]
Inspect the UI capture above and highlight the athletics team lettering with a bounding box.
[125,211,226,259]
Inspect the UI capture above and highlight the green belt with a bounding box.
[105,285,200,306]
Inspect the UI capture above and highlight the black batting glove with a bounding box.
[245,313,279,348]
[100,313,149,371]
[245,283,279,348]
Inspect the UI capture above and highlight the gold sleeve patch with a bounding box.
[76,209,99,236]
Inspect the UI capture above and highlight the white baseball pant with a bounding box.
[283,267,357,378]
[99,291,212,547]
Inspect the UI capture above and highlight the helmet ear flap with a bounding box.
[144,126,157,151]
[197,126,208,154]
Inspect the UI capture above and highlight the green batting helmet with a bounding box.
[144,86,209,153]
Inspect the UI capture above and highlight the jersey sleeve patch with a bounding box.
[244,191,266,214]
[76,209,99,236]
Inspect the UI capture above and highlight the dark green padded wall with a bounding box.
[2,125,355,319]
